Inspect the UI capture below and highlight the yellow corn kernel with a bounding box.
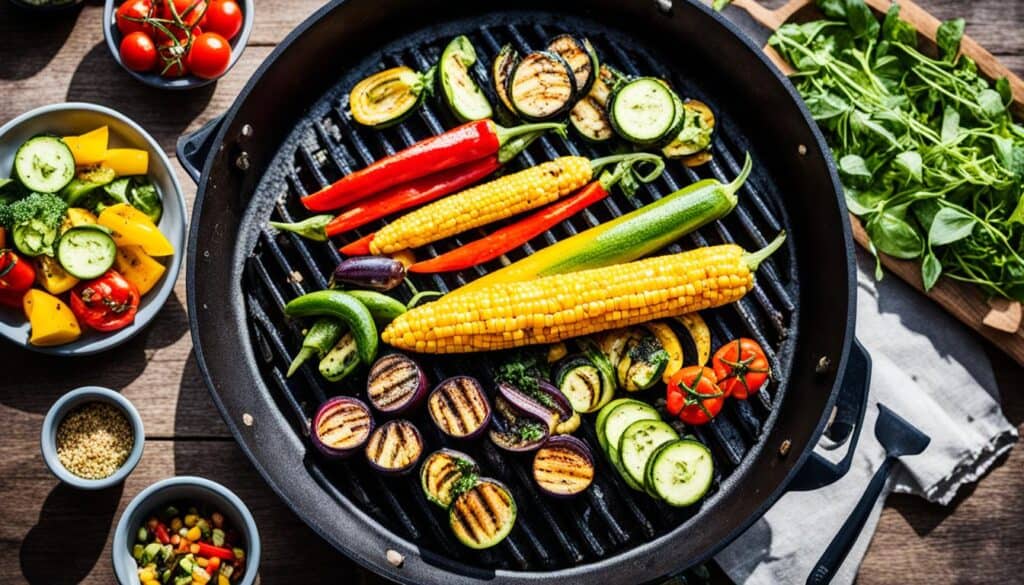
[370,156,592,254]
[382,244,757,354]
[186,526,202,541]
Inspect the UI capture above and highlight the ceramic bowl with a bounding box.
[0,102,186,355]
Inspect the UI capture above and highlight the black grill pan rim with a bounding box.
[184,0,857,582]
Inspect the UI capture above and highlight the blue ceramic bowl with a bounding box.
[113,477,261,585]
[102,0,254,90]
[0,102,186,356]
[40,386,145,490]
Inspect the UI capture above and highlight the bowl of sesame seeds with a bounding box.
[41,386,144,490]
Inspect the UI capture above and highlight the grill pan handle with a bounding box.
[787,339,871,491]
[176,114,226,184]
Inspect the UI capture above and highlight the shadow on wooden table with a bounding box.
[19,482,123,585]
[66,42,216,151]
[0,1,81,81]
[0,293,188,416]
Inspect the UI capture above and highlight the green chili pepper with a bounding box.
[269,215,334,242]
[345,290,407,323]
[286,317,345,377]
[284,290,378,364]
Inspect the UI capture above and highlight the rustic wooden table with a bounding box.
[0,1,1020,583]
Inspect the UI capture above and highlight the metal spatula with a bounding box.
[806,404,931,585]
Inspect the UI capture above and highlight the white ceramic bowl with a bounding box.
[0,102,186,355]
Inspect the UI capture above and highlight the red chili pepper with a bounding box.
[325,156,501,237]
[340,234,374,256]
[409,179,610,273]
[196,542,236,561]
[300,120,563,212]
[0,250,36,293]
[154,523,171,544]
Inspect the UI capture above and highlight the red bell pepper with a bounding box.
[325,156,501,236]
[409,180,610,273]
[300,119,563,211]
[0,250,36,293]
[154,523,171,544]
[195,542,236,561]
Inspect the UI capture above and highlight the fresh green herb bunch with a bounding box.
[770,0,1024,300]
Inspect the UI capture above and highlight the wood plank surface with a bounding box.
[0,1,1020,584]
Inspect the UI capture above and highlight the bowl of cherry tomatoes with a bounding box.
[103,0,253,89]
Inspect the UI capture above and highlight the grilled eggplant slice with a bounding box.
[508,51,576,121]
[546,34,598,96]
[488,395,550,452]
[428,376,492,439]
[449,478,517,549]
[492,43,519,114]
[554,354,603,414]
[349,66,430,128]
[366,353,427,414]
[569,65,619,142]
[533,435,594,497]
[365,419,424,475]
[421,449,478,508]
[439,35,493,122]
[311,397,374,459]
[662,100,716,159]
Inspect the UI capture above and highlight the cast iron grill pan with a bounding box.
[237,11,797,574]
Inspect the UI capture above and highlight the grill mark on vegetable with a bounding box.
[535,449,594,481]
[368,420,421,470]
[371,372,419,406]
[431,378,487,436]
[453,483,508,544]
[317,404,371,448]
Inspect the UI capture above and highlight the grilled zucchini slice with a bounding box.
[439,35,493,122]
[420,449,478,508]
[449,478,517,549]
[662,100,716,158]
[609,77,677,145]
[546,34,599,96]
[349,66,430,128]
[554,354,603,413]
[618,419,678,490]
[508,51,577,121]
[569,64,618,142]
[491,43,520,114]
[644,439,714,506]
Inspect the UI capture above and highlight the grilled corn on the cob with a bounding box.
[382,235,784,353]
[370,156,592,254]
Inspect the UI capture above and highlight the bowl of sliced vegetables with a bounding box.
[0,102,186,355]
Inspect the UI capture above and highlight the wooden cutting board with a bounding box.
[723,0,1024,366]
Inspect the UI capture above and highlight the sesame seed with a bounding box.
[56,402,134,480]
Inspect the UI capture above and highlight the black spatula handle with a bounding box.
[806,456,895,585]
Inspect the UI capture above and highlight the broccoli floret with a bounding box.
[0,192,67,230]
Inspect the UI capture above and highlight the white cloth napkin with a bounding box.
[714,248,1019,585]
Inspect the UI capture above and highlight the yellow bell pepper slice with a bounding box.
[34,255,79,295]
[102,148,149,176]
[97,203,174,257]
[23,289,81,346]
[114,245,166,295]
[61,207,99,233]
[62,126,109,167]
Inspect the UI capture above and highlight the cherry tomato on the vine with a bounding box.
[115,0,154,36]
[186,32,232,79]
[712,338,771,400]
[201,0,243,41]
[120,31,159,72]
[666,366,725,426]
[68,270,140,332]
[160,0,207,28]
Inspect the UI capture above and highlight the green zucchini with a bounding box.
[577,338,617,411]
[421,449,478,508]
[55,224,117,280]
[595,399,659,473]
[609,77,677,145]
[439,36,493,123]
[349,66,431,128]
[644,439,714,506]
[554,354,604,413]
[458,153,752,293]
[616,330,670,391]
[618,419,678,490]
[318,331,360,382]
[662,100,716,158]
[569,64,616,142]
[449,478,516,549]
[14,136,75,194]
[492,44,520,114]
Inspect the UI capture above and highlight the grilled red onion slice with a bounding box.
[488,395,551,452]
[365,419,424,475]
[428,376,492,439]
[532,435,594,497]
[366,353,427,414]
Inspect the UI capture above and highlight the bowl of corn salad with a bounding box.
[40,385,144,489]
[113,477,260,585]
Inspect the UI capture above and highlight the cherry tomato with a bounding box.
[157,37,191,77]
[68,270,140,332]
[160,0,207,27]
[666,366,724,426]
[116,0,154,36]
[712,338,771,400]
[120,31,159,72]
[186,32,231,79]
[201,0,242,40]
